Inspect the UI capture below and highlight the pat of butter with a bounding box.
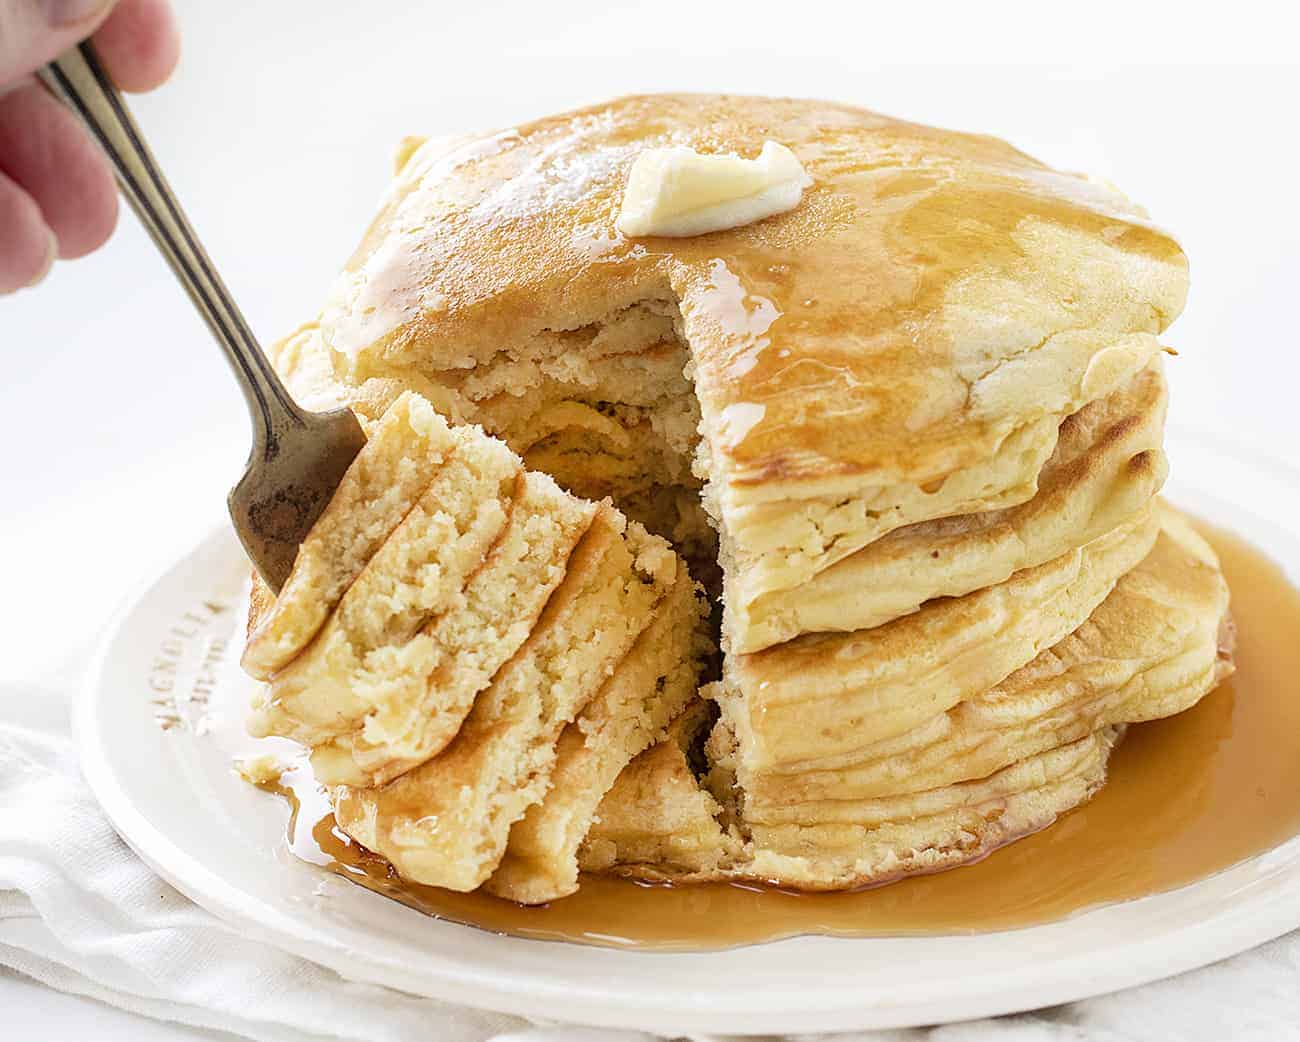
[615,141,812,238]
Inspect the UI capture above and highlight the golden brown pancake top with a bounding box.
[321,94,1187,491]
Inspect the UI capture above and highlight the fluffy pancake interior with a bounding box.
[319,303,723,599]
[332,507,681,891]
[484,560,711,903]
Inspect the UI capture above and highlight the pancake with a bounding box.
[583,503,1233,890]
[484,563,711,903]
[270,320,721,593]
[311,94,1188,653]
[580,712,1117,890]
[734,731,1121,890]
[333,505,687,891]
[579,699,743,883]
[242,391,459,680]
[246,395,605,789]
[248,416,524,760]
[721,507,1160,775]
[733,358,1169,651]
[305,469,599,787]
[762,509,1232,807]
[735,504,1232,810]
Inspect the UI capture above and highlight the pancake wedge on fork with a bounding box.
[246,392,601,789]
[332,501,693,891]
[247,389,711,894]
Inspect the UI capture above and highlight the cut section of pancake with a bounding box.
[333,508,681,891]
[739,502,1233,811]
[580,699,744,883]
[246,399,608,789]
[326,472,596,786]
[736,731,1119,890]
[248,422,522,752]
[721,507,1160,776]
[733,359,1169,651]
[241,391,457,679]
[586,502,1233,890]
[589,715,1119,889]
[304,470,598,786]
[484,562,710,903]
[273,316,719,592]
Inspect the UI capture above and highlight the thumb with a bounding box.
[0,0,118,88]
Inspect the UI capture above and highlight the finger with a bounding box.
[91,0,178,93]
[0,168,57,292]
[0,0,118,86]
[0,80,117,258]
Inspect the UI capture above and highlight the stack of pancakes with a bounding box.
[243,95,1233,903]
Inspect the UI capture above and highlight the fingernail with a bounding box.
[25,229,58,289]
[42,0,113,28]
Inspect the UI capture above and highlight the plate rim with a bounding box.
[75,428,1300,1035]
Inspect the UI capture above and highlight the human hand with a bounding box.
[1,0,178,293]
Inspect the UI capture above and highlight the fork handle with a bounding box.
[38,42,304,458]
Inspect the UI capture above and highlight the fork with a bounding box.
[38,42,366,594]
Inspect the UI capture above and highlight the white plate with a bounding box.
[77,428,1300,1036]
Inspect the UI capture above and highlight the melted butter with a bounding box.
[686,258,781,385]
[718,402,767,449]
[257,521,1300,951]
[323,129,526,360]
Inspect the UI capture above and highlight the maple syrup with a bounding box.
[261,520,1300,950]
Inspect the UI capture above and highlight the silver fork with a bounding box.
[38,43,365,594]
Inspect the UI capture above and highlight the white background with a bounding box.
[1,0,1297,1037]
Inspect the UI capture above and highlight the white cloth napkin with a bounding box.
[2,677,1298,1042]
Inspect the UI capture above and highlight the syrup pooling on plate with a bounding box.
[257,521,1300,951]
